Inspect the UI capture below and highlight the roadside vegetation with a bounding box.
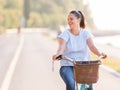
[0,0,95,31]
[92,53,120,72]
[103,57,120,72]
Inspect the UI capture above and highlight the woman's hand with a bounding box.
[52,54,58,61]
[100,52,107,59]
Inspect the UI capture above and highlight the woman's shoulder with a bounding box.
[82,29,94,38]
[57,29,70,41]
[57,29,70,37]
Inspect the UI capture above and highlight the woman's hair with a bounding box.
[69,10,86,29]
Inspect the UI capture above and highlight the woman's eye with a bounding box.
[69,18,73,21]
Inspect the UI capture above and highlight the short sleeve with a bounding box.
[57,30,69,42]
[84,30,94,40]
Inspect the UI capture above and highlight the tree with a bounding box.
[23,0,30,27]
[0,0,95,30]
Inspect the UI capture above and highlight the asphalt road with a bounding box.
[0,30,120,90]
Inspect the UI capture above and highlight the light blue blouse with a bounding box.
[57,29,93,66]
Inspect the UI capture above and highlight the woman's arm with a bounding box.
[87,38,106,58]
[52,39,66,60]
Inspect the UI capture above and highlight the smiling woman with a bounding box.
[52,10,107,90]
[89,0,120,30]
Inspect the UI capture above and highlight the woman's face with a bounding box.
[67,13,80,29]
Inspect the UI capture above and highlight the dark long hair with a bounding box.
[70,10,86,29]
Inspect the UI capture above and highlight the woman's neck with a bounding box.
[70,27,81,35]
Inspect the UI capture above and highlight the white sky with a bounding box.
[88,0,120,30]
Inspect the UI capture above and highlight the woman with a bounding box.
[52,10,107,90]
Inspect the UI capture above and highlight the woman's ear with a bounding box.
[78,18,81,23]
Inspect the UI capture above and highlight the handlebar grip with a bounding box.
[56,55,62,60]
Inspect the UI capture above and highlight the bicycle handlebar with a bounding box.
[56,55,105,62]
[52,55,105,72]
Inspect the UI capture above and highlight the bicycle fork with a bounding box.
[76,84,91,90]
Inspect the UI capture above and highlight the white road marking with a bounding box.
[0,35,24,90]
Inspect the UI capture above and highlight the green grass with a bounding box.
[103,57,120,72]
[91,53,120,72]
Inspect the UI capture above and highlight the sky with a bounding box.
[87,0,120,30]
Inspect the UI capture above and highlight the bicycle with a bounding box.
[55,55,104,90]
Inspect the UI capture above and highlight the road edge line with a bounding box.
[0,35,24,90]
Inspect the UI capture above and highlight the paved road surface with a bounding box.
[0,34,20,87]
[0,30,120,90]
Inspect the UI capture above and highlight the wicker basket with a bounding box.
[74,60,101,84]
